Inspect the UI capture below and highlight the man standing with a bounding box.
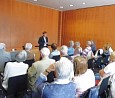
[38,31,48,50]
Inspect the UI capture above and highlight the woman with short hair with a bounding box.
[2,50,28,90]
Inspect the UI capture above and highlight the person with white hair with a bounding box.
[2,50,28,90]
[0,43,11,73]
[60,45,68,56]
[24,43,35,60]
[28,47,55,90]
[60,45,73,61]
[68,40,75,56]
[31,57,76,98]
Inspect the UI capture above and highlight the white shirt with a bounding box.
[74,69,95,93]
[98,62,115,98]
[104,62,115,76]
[43,37,47,46]
[2,62,28,90]
[49,49,60,58]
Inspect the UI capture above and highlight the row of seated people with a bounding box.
[67,40,113,57]
[0,45,115,98]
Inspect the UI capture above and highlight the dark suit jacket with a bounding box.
[38,36,48,50]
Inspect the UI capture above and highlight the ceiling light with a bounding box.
[60,6,63,9]
[82,2,86,4]
[70,5,73,7]
[34,0,37,1]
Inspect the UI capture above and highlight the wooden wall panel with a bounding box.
[0,0,60,50]
[62,5,115,50]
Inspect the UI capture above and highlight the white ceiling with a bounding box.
[18,0,115,11]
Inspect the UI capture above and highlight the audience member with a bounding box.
[99,51,115,98]
[28,47,55,90]
[68,40,74,56]
[103,43,113,56]
[2,50,28,90]
[91,41,96,55]
[74,41,82,56]
[73,57,95,97]
[0,43,11,73]
[82,41,94,59]
[60,45,68,57]
[32,57,76,98]
[24,43,35,60]
[49,43,60,59]
[60,45,72,61]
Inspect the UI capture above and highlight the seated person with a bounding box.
[91,41,96,55]
[28,47,55,90]
[102,42,113,56]
[99,51,115,98]
[74,41,82,56]
[73,56,95,97]
[32,57,76,98]
[68,40,74,56]
[24,43,35,60]
[82,41,94,59]
[49,43,60,59]
[2,50,28,90]
[0,43,11,73]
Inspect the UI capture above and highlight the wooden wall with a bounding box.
[62,5,115,50]
[0,0,60,50]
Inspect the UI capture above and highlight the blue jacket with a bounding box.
[33,74,76,98]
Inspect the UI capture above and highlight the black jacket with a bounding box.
[38,36,48,50]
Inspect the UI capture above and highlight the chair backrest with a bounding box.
[88,58,95,69]
[95,56,103,68]
[99,76,110,98]
[52,55,60,61]
[102,55,110,65]
[81,86,99,98]
[23,59,35,67]
[7,74,28,95]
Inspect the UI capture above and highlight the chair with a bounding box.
[24,59,35,67]
[88,58,95,69]
[52,55,60,61]
[95,56,103,68]
[3,74,28,98]
[102,55,110,66]
[99,76,110,98]
[80,86,99,98]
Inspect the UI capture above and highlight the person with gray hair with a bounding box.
[74,41,82,56]
[82,41,93,59]
[28,47,55,90]
[24,43,35,60]
[60,45,73,61]
[60,45,68,56]
[32,57,76,98]
[68,41,75,56]
[2,50,28,90]
[0,43,11,73]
